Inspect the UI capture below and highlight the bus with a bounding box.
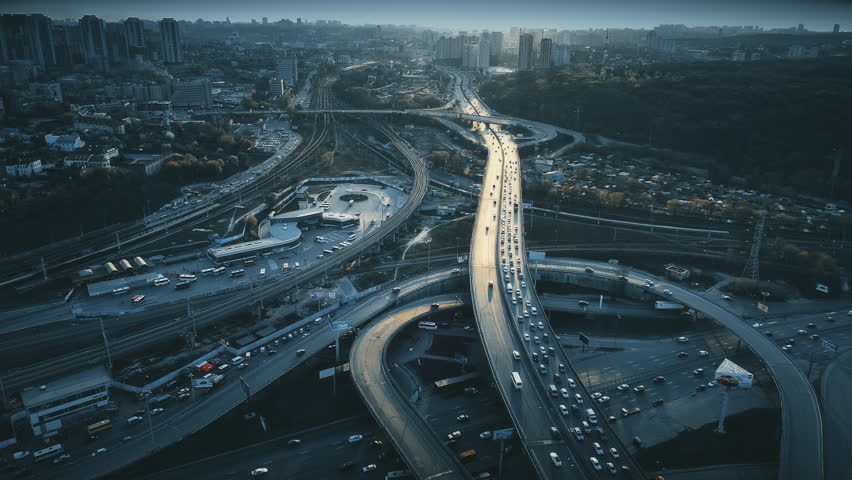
[112,286,129,296]
[323,249,334,255]
[178,274,197,282]
[511,371,523,390]
[212,266,226,275]
[175,281,192,290]
[385,471,412,480]
[418,321,437,330]
[87,419,112,436]
[200,268,215,274]
[34,444,64,462]
[229,269,245,278]
[153,277,170,287]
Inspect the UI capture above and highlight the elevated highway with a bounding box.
[350,295,470,480]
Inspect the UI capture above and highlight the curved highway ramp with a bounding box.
[350,295,471,480]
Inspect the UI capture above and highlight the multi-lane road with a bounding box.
[350,295,470,480]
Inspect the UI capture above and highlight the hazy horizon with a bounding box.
[3,0,852,32]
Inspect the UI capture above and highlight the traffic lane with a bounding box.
[540,259,823,480]
[146,417,382,480]
[349,297,467,480]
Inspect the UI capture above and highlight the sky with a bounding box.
[4,0,852,31]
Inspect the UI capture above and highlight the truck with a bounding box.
[655,301,684,311]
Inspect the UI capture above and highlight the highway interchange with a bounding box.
[0,68,832,480]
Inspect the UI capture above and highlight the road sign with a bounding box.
[332,320,352,331]
[757,303,769,313]
[492,429,514,441]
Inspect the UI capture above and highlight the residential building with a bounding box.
[0,13,56,66]
[462,42,480,70]
[5,159,43,177]
[45,134,85,152]
[79,15,109,71]
[552,44,571,66]
[159,18,182,63]
[268,78,285,96]
[518,33,534,70]
[489,31,503,57]
[63,152,113,169]
[787,44,819,58]
[834,24,840,33]
[171,79,213,107]
[105,22,129,64]
[276,53,298,87]
[124,17,146,59]
[539,38,553,70]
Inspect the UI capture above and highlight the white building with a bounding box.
[21,366,112,436]
[45,134,85,152]
[268,78,286,96]
[5,160,43,177]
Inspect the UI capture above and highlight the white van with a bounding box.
[231,356,244,364]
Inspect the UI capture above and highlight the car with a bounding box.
[808,322,817,329]
[606,462,618,474]
[694,368,704,375]
[707,381,717,388]
[591,392,603,399]
[663,289,673,295]
[797,329,808,335]
[464,387,479,395]
[479,431,492,439]
[677,351,689,358]
[608,415,617,423]
[617,384,630,392]
[597,396,610,404]
[696,385,707,392]
[590,457,602,471]
[91,448,107,457]
[537,321,544,330]
[809,334,821,340]
[653,376,666,384]
[633,385,645,393]
[609,447,620,458]
[787,338,796,344]
[513,350,521,360]
[457,414,469,422]
[585,267,594,273]
[250,468,269,476]
[652,399,665,407]
[722,295,732,300]
[362,464,376,473]
[764,330,774,336]
[131,295,146,304]
[550,452,562,467]
[559,404,570,415]
[560,388,570,398]
[698,350,709,357]
[348,434,363,443]
[524,333,530,342]
[573,427,584,440]
[521,281,527,288]
[151,408,164,415]
[677,336,689,343]
[782,345,793,352]
[52,454,71,464]
[238,362,248,369]
[448,431,462,440]
[567,378,576,388]
[575,393,583,404]
[593,442,604,455]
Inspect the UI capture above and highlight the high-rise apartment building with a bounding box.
[552,44,571,67]
[462,42,479,70]
[539,38,552,70]
[834,24,841,33]
[276,53,298,87]
[489,32,503,57]
[518,33,534,70]
[0,13,56,66]
[159,18,182,63]
[106,22,129,64]
[80,15,109,71]
[171,79,213,107]
[478,40,490,72]
[124,17,146,59]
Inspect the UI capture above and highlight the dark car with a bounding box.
[676,352,688,358]
[807,323,817,329]
[652,399,665,407]
[695,385,707,392]
[653,376,666,384]
[288,439,302,447]
[550,426,561,439]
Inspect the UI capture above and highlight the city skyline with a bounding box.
[2,0,851,31]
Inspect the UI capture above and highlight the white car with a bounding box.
[573,427,584,441]
[479,431,492,439]
[348,434,364,443]
[362,464,376,473]
[250,468,269,476]
[677,336,689,343]
[550,452,562,467]
[559,404,570,415]
[575,393,583,404]
[150,408,164,415]
[698,350,709,357]
[521,281,527,288]
[560,388,570,399]
[663,289,672,295]
[524,333,530,342]
[567,378,576,388]
[590,456,602,471]
[617,384,630,392]
[91,448,107,457]
[513,350,521,360]
[593,442,604,455]
[609,447,620,458]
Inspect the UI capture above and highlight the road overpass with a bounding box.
[350,294,471,480]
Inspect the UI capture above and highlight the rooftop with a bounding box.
[21,366,111,409]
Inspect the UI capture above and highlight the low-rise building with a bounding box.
[45,134,85,152]
[5,159,43,177]
[20,366,112,437]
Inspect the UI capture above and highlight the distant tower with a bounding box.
[518,33,533,70]
[159,18,182,63]
[539,38,552,70]
[834,24,840,34]
[742,210,766,280]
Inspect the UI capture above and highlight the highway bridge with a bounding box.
[350,295,471,480]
